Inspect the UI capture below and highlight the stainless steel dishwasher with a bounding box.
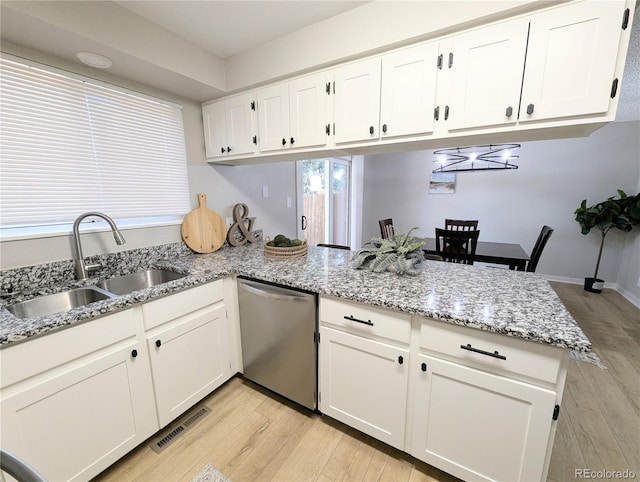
[237,277,318,410]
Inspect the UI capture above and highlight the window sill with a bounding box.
[1,217,183,242]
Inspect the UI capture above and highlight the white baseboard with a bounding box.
[542,274,640,309]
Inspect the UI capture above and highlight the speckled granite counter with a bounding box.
[0,241,591,351]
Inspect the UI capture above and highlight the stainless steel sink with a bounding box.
[6,287,114,319]
[96,269,186,295]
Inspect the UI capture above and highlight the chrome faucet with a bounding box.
[72,212,126,280]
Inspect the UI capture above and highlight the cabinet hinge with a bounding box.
[333,123,335,135]
[333,81,335,95]
[326,82,331,95]
[325,124,330,136]
[437,54,443,69]
[253,135,257,145]
[314,331,320,343]
[448,52,454,68]
[611,78,619,98]
[318,391,321,403]
[250,101,256,111]
[622,8,630,29]
[552,404,560,421]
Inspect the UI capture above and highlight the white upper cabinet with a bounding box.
[289,73,330,148]
[203,93,255,159]
[334,58,381,144]
[446,17,529,131]
[257,73,329,152]
[257,83,290,152]
[519,1,627,123]
[380,43,439,139]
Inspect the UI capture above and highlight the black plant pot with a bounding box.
[584,277,604,293]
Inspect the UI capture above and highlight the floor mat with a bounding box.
[570,349,607,369]
[190,464,230,482]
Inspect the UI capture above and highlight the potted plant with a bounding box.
[353,227,426,275]
[574,189,640,293]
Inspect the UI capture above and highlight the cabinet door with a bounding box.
[411,354,557,482]
[319,326,408,449]
[380,43,439,138]
[257,83,290,152]
[446,18,529,130]
[148,305,230,427]
[202,101,227,158]
[334,58,381,144]
[520,1,626,122]
[289,73,329,149]
[0,341,156,482]
[225,93,256,156]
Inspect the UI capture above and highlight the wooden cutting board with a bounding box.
[181,193,226,253]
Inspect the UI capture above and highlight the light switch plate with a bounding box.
[262,185,269,198]
[286,197,292,208]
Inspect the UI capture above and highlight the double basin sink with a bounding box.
[5,269,187,319]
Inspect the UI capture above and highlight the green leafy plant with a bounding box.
[574,189,640,279]
[352,227,426,276]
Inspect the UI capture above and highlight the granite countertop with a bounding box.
[0,241,591,352]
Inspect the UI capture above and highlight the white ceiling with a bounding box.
[115,1,368,59]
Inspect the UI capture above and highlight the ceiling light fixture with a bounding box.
[432,143,520,173]
[76,52,113,69]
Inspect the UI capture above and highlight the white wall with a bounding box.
[361,121,640,296]
[188,162,298,240]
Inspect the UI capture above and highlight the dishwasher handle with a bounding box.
[238,280,311,303]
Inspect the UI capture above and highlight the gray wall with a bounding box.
[361,120,640,301]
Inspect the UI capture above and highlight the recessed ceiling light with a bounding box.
[76,52,112,69]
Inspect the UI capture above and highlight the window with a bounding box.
[0,55,190,238]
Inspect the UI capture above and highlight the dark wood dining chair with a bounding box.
[445,219,479,231]
[378,218,395,239]
[317,243,351,250]
[435,228,480,265]
[526,226,554,272]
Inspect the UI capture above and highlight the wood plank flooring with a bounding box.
[94,283,639,482]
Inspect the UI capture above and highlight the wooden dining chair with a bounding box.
[435,228,480,265]
[317,243,351,250]
[378,218,395,239]
[445,219,479,231]
[526,226,554,272]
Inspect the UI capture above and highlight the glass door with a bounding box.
[296,157,351,248]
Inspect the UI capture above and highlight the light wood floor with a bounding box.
[94,283,639,482]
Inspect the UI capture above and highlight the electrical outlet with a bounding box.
[287,196,292,208]
[262,185,269,198]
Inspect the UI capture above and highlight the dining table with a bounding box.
[421,237,530,271]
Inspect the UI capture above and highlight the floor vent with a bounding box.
[149,406,211,454]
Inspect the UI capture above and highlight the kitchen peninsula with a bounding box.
[1,242,589,481]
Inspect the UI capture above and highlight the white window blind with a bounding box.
[0,55,190,234]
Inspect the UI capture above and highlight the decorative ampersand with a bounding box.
[227,203,260,246]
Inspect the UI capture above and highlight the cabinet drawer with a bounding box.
[419,317,566,384]
[320,297,411,344]
[142,280,224,330]
[0,309,139,389]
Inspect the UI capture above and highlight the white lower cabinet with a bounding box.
[319,326,409,449]
[146,304,230,428]
[411,354,557,482]
[318,296,568,482]
[0,309,157,482]
[0,279,235,481]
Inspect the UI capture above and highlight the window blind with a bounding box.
[0,55,190,232]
